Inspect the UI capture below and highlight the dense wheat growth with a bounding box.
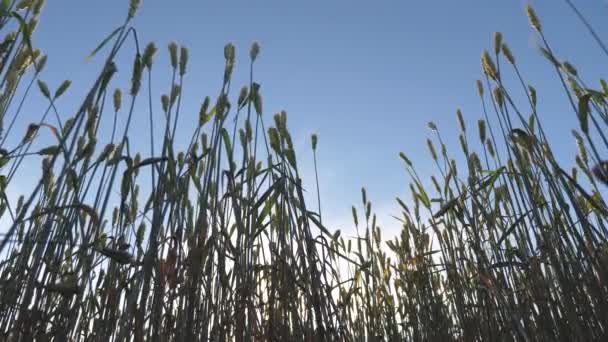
[0,0,607,341]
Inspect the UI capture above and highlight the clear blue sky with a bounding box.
[7,0,608,236]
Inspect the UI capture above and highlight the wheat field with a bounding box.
[0,1,607,341]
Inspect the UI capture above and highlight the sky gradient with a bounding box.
[6,0,608,237]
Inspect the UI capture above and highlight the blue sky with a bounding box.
[5,0,608,236]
